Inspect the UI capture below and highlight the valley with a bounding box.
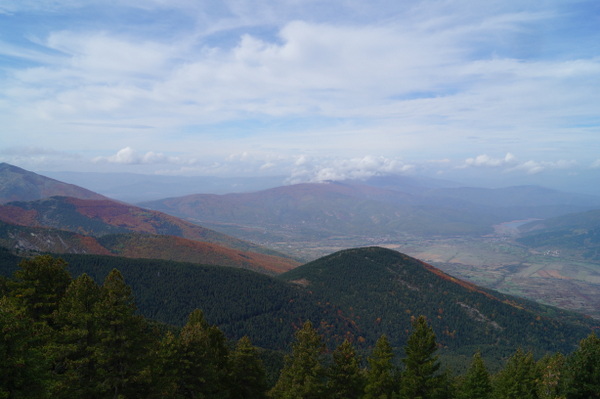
[208,223,600,319]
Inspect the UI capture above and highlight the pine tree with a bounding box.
[8,255,72,325]
[51,273,104,398]
[364,334,397,399]
[94,269,151,398]
[493,348,539,399]
[1,296,50,398]
[536,352,564,399]
[269,320,327,399]
[230,335,268,399]
[176,309,231,398]
[562,333,600,399]
[399,315,444,399]
[326,339,365,399]
[144,330,180,398]
[458,351,491,399]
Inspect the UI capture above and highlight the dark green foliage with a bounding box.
[536,352,564,399]
[230,336,268,399]
[326,339,365,399]
[399,315,444,399]
[93,269,153,398]
[175,309,231,398]
[51,273,104,398]
[279,247,595,357]
[561,333,600,399]
[270,321,327,399]
[364,334,397,399]
[457,351,492,399]
[57,253,355,351]
[0,296,50,398]
[493,348,539,399]
[8,255,72,324]
[3,253,600,398]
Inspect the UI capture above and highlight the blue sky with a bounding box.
[1,0,600,191]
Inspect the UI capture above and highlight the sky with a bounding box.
[1,0,600,192]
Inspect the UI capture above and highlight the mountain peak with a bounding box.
[0,163,107,204]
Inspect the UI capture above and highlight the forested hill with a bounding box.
[1,246,596,360]
[279,247,597,355]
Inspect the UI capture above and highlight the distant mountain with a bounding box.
[43,170,287,202]
[0,163,107,203]
[0,221,294,273]
[140,180,600,248]
[517,209,600,261]
[139,181,499,241]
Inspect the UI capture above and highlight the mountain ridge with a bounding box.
[0,163,108,204]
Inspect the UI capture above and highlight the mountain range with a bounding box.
[139,178,600,248]
[0,163,297,273]
[1,162,600,367]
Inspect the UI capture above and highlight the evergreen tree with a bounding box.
[364,334,397,399]
[94,269,151,398]
[493,348,539,399]
[562,333,600,399]
[146,330,180,398]
[51,273,104,398]
[536,352,564,399]
[8,255,72,325]
[0,296,50,398]
[230,335,268,399]
[399,315,444,399]
[269,320,327,399]
[326,339,365,399]
[176,309,231,398]
[457,351,491,399]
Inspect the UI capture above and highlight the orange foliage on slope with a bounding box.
[114,235,297,274]
[417,259,501,302]
[0,205,39,226]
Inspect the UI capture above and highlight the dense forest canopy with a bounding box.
[2,255,600,398]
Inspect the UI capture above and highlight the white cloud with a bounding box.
[462,153,517,168]
[507,159,577,175]
[287,155,414,184]
[94,147,176,165]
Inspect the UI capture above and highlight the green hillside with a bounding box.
[2,246,596,360]
[0,249,352,351]
[279,247,596,356]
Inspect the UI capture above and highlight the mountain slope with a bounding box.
[0,220,295,273]
[1,247,595,359]
[0,163,107,204]
[140,181,499,241]
[0,250,356,351]
[140,181,600,255]
[279,247,596,354]
[0,195,296,258]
